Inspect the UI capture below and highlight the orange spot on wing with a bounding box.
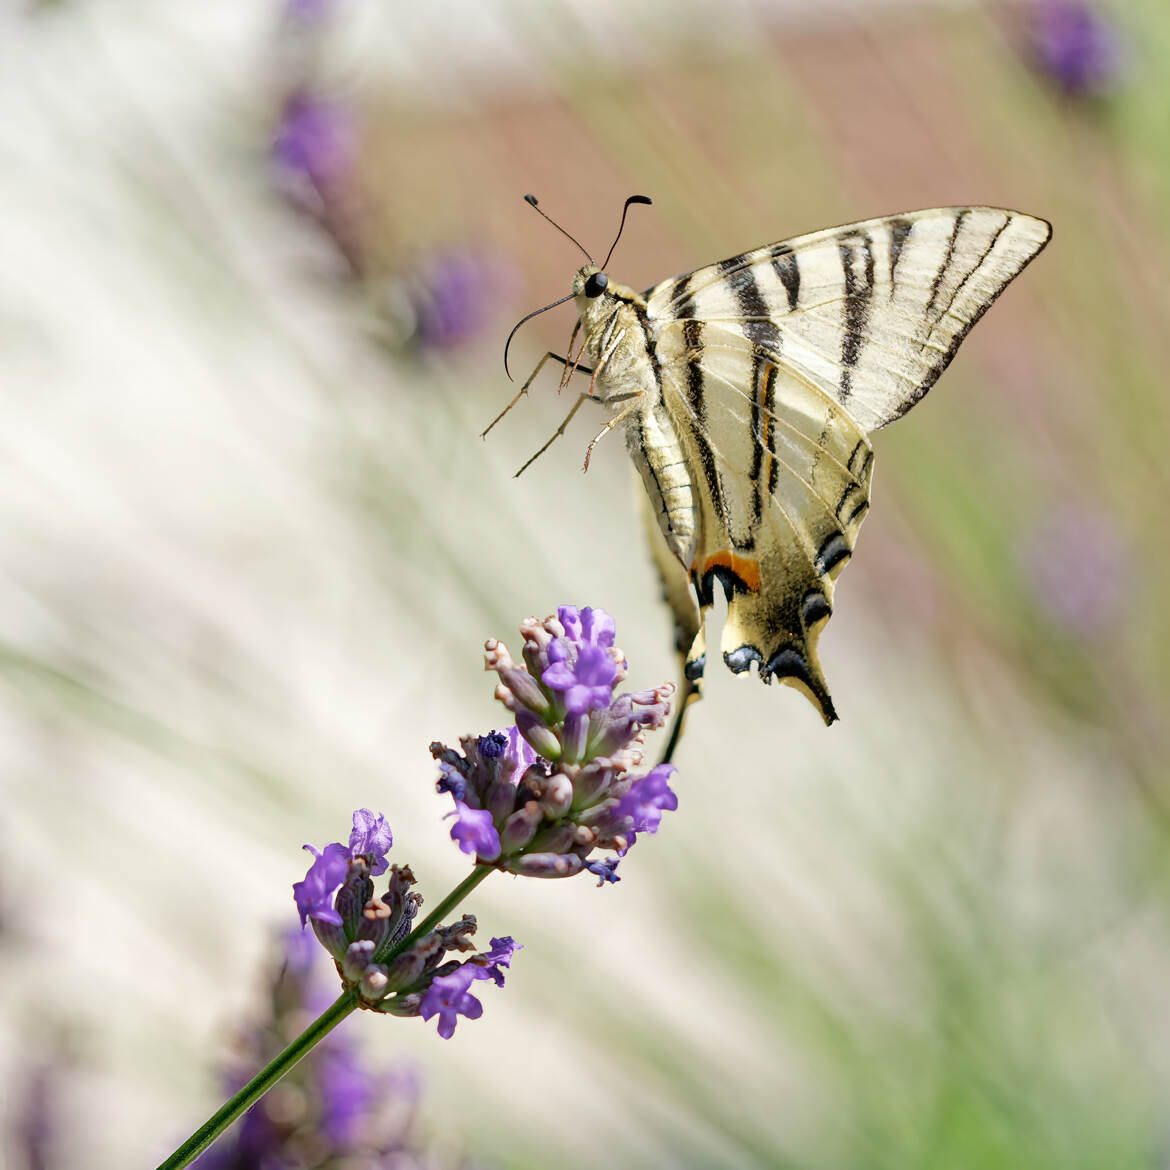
[695,550,762,593]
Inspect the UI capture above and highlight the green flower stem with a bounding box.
[155,989,357,1170]
[156,864,496,1170]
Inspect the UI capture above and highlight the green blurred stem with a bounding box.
[156,866,495,1170]
[155,990,357,1170]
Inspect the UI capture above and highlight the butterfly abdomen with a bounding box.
[625,399,698,566]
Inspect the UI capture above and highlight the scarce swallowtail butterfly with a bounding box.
[495,197,1051,725]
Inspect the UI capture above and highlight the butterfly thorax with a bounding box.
[572,267,699,565]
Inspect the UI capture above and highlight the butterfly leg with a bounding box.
[581,394,643,472]
[481,351,594,440]
[512,391,594,478]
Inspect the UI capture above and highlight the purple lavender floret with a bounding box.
[585,857,621,886]
[448,802,502,861]
[419,965,484,1040]
[615,765,679,838]
[293,841,351,927]
[543,641,618,714]
[468,936,521,986]
[349,808,392,874]
[1029,0,1123,97]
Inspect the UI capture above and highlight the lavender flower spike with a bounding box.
[436,605,677,885]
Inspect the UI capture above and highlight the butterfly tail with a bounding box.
[718,578,838,725]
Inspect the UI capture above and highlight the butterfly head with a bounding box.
[572,265,617,328]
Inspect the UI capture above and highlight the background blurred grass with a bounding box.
[2,1,1169,1167]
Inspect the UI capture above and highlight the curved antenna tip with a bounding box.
[630,195,653,206]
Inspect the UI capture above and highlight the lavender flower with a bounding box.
[432,605,678,884]
[272,89,356,196]
[1028,0,1123,97]
[292,810,518,1037]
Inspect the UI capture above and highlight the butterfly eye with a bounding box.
[584,272,609,299]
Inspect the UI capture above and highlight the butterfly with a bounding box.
[495,198,1051,724]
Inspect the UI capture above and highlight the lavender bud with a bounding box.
[501,852,585,879]
[527,823,577,855]
[384,947,427,991]
[310,917,348,962]
[516,709,562,761]
[499,801,543,853]
[342,940,375,981]
[376,991,423,1016]
[560,710,589,765]
[358,964,391,1003]
[539,772,574,819]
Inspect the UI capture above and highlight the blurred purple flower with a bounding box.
[191,928,468,1167]
[1020,503,1129,636]
[284,0,339,23]
[413,250,517,350]
[1029,0,1124,97]
[272,90,356,195]
[419,965,484,1039]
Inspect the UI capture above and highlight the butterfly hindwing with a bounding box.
[651,318,872,722]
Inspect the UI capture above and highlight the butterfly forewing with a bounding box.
[636,206,1049,723]
[647,207,1052,431]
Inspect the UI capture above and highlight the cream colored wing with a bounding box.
[644,207,1049,721]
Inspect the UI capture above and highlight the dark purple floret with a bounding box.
[478,730,508,759]
[585,857,621,886]
[1030,0,1123,97]
[419,965,484,1039]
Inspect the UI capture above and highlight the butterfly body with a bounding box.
[553,207,1051,723]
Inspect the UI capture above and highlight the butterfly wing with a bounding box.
[645,207,1050,722]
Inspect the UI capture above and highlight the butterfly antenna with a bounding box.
[523,194,593,264]
[502,292,576,381]
[600,194,653,271]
